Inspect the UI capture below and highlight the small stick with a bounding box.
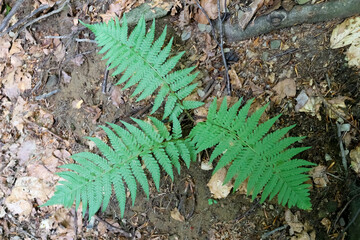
[94,215,133,238]
[194,0,219,45]
[217,0,231,95]
[0,4,50,37]
[20,0,70,33]
[102,64,110,93]
[35,89,60,100]
[45,35,97,43]
[0,0,26,32]
[336,122,348,174]
[261,225,288,239]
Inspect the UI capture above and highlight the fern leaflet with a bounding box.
[190,97,315,210]
[43,117,196,219]
[81,16,203,120]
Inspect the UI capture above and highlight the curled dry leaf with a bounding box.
[5,177,52,219]
[272,78,296,103]
[346,41,360,68]
[285,210,304,235]
[170,207,185,222]
[350,145,360,175]
[310,165,329,188]
[330,16,360,49]
[207,168,233,199]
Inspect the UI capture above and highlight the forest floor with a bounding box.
[1,0,360,239]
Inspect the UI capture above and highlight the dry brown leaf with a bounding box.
[170,207,185,222]
[346,41,360,68]
[0,35,11,59]
[71,54,84,66]
[310,165,329,188]
[53,38,65,62]
[350,145,360,175]
[17,140,37,166]
[285,210,304,235]
[100,3,124,23]
[194,0,228,24]
[72,99,83,109]
[273,78,296,99]
[62,70,71,83]
[111,86,125,107]
[330,16,360,49]
[207,168,233,199]
[5,177,52,220]
[238,0,265,29]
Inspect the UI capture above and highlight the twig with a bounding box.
[35,89,60,100]
[102,64,110,93]
[333,193,360,231]
[193,0,219,45]
[336,122,348,174]
[0,4,51,37]
[261,225,288,239]
[0,0,26,32]
[94,215,133,238]
[217,0,231,95]
[20,0,70,33]
[337,206,360,240]
[45,35,97,43]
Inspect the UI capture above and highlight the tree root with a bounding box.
[219,0,360,42]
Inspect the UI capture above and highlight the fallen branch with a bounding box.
[219,0,360,42]
[0,0,25,32]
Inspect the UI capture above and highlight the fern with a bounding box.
[190,97,316,210]
[81,16,203,120]
[43,117,196,218]
[43,16,315,220]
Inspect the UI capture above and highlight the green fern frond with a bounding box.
[81,16,203,120]
[190,97,315,210]
[43,117,196,219]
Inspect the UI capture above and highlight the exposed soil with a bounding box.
[1,0,360,239]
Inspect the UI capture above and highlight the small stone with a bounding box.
[198,23,211,32]
[269,204,274,210]
[296,0,310,4]
[339,218,346,227]
[270,40,281,50]
[46,75,59,89]
[325,154,332,162]
[181,30,191,41]
[197,89,205,98]
[262,52,269,61]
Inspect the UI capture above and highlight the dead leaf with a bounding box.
[310,165,329,188]
[285,210,304,235]
[207,168,233,199]
[5,177,52,219]
[111,86,125,107]
[194,0,228,24]
[72,99,83,109]
[62,71,71,83]
[0,35,11,59]
[170,208,185,222]
[346,41,360,68]
[99,3,124,23]
[228,68,243,88]
[273,78,296,101]
[238,0,265,29]
[17,140,37,165]
[330,16,360,49]
[71,54,84,66]
[350,145,360,175]
[327,96,351,119]
[53,38,65,62]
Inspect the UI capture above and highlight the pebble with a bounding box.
[181,30,191,41]
[339,218,346,227]
[46,75,59,89]
[270,40,281,50]
[262,52,269,61]
[197,89,205,98]
[198,23,212,33]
